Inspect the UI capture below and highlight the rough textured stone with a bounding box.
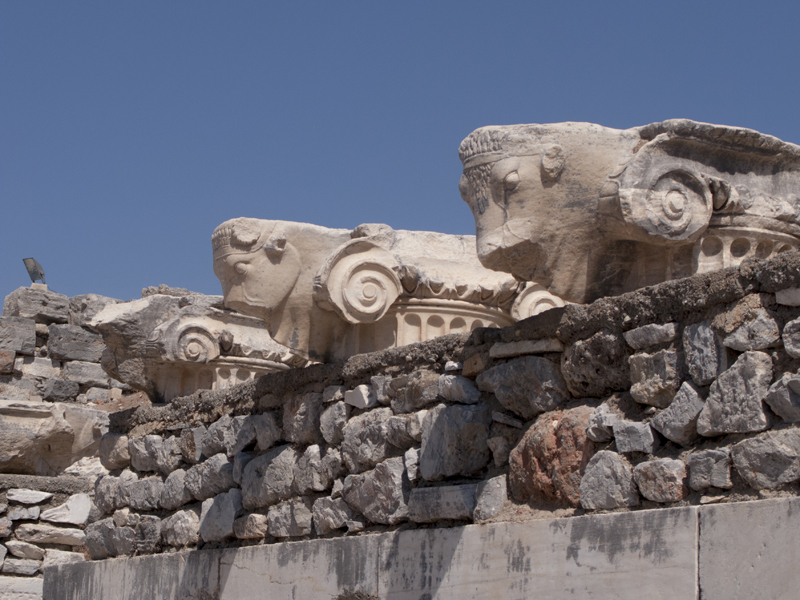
[6,489,52,504]
[128,476,164,511]
[42,378,80,403]
[629,349,681,408]
[241,445,298,510]
[69,293,121,327]
[0,316,36,355]
[8,506,38,521]
[184,453,235,501]
[312,497,353,535]
[586,403,620,443]
[232,451,252,485]
[722,307,780,351]
[111,526,136,556]
[633,458,687,502]
[128,435,162,473]
[135,515,162,554]
[267,499,313,538]
[153,436,183,475]
[579,451,640,510]
[320,401,349,445]
[650,381,705,446]
[161,509,199,547]
[200,489,242,542]
[98,433,130,470]
[764,372,800,422]
[344,384,378,409]
[283,392,323,445]
[40,493,92,526]
[487,436,510,467]
[2,558,40,575]
[15,523,85,546]
[201,415,232,457]
[13,356,60,380]
[84,517,115,559]
[4,540,44,560]
[473,475,507,520]
[388,370,440,414]
[404,447,420,482]
[687,449,732,490]
[160,469,193,511]
[0,350,14,375]
[3,287,69,324]
[419,403,491,481]
[179,426,206,464]
[731,428,800,489]
[42,548,85,569]
[47,324,104,362]
[612,420,658,454]
[783,317,800,358]
[322,384,345,403]
[561,331,630,398]
[341,407,392,473]
[408,484,477,522]
[509,406,595,507]
[293,445,341,495]
[438,374,481,404]
[682,321,724,386]
[370,375,392,405]
[386,413,425,449]
[489,338,564,358]
[697,351,773,436]
[477,355,568,420]
[64,360,110,387]
[623,322,677,350]
[342,456,409,525]
[94,472,138,514]
[233,513,269,539]
[253,412,282,451]
[0,518,8,538]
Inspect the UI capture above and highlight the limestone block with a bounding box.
[184,453,235,501]
[687,449,732,490]
[389,370,440,414]
[320,401,349,445]
[342,457,409,525]
[14,356,60,380]
[135,515,162,554]
[42,379,80,403]
[253,412,282,451]
[633,458,687,503]
[561,331,630,398]
[312,497,353,535]
[764,372,800,422]
[293,445,341,495]
[0,317,36,355]
[682,321,725,386]
[201,415,232,457]
[40,493,92,526]
[612,420,659,454]
[731,428,800,489]
[8,506,39,521]
[180,426,206,463]
[509,405,595,506]
[386,414,422,449]
[2,558,40,575]
[128,477,164,511]
[160,469,193,511]
[283,392,323,445]
[722,308,780,351]
[341,407,393,473]
[371,375,392,405]
[63,360,109,388]
[408,484,477,523]
[111,527,136,556]
[98,433,130,470]
[345,384,378,409]
[84,517,115,559]
[228,415,259,456]
[161,509,200,547]
[579,451,640,510]
[437,374,481,404]
[267,499,313,538]
[4,541,44,560]
[232,451,252,485]
[489,338,564,358]
[47,324,104,362]
[477,355,568,420]
[0,575,42,599]
[473,475,507,520]
[233,513,269,539]
[0,350,14,375]
[6,489,52,504]
[487,436,510,467]
[586,403,620,443]
[623,322,677,350]
[200,489,243,543]
[697,351,772,436]
[419,403,491,481]
[128,435,161,473]
[94,471,137,514]
[3,286,69,324]
[153,436,183,475]
[15,523,85,546]
[650,381,705,446]
[322,384,345,403]
[241,445,298,510]
[404,447,420,482]
[629,349,681,408]
[782,317,800,358]
[42,549,85,570]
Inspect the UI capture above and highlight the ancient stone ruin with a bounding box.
[2,119,800,599]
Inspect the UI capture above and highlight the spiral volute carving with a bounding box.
[511,282,565,320]
[175,326,220,363]
[341,262,401,323]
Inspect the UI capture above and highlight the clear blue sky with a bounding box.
[3,1,800,302]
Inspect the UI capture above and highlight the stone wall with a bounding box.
[72,250,800,565]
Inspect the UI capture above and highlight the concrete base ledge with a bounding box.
[42,498,800,600]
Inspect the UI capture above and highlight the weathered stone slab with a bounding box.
[267,498,312,538]
[342,456,409,525]
[419,403,491,480]
[722,307,780,351]
[15,523,85,546]
[184,453,235,501]
[683,321,724,386]
[687,449,732,490]
[200,489,242,543]
[0,317,36,355]
[283,392,324,444]
[389,370,440,414]
[7,489,53,504]
[408,484,477,522]
[14,356,60,380]
[161,509,199,547]
[312,497,352,535]
[629,349,681,408]
[764,372,800,422]
[489,338,563,358]
[730,428,800,489]
[698,497,800,600]
[437,374,481,404]
[63,360,109,388]
[623,322,677,350]
[378,507,698,599]
[68,293,120,327]
[42,378,80,403]
[47,324,104,362]
[341,407,392,473]
[320,400,349,445]
[3,286,69,324]
[0,574,43,599]
[40,493,92,526]
[344,384,378,409]
[580,451,639,510]
[561,330,630,398]
[233,513,269,539]
[613,420,659,454]
[650,381,704,446]
[3,557,41,575]
[241,445,298,510]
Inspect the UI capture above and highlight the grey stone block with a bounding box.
[764,372,800,422]
[241,445,298,511]
[3,287,69,324]
[2,558,40,575]
[161,509,199,547]
[623,322,677,350]
[320,400,349,445]
[342,456,409,525]
[388,370,440,414]
[160,469,193,511]
[47,324,104,362]
[633,458,687,503]
[200,489,242,543]
[629,349,681,408]
[408,484,478,522]
[613,420,659,454]
[42,378,80,403]
[127,477,164,511]
[68,294,120,327]
[312,496,352,535]
[283,392,324,445]
[267,498,312,538]
[63,360,109,387]
[561,330,631,398]
[650,381,704,446]
[341,407,393,473]
[722,307,781,351]
[0,316,36,355]
[293,444,341,495]
[782,317,800,358]
[731,428,800,489]
[184,453,235,501]
[683,321,724,386]
[233,513,269,539]
[438,374,481,404]
[687,449,732,490]
[473,475,507,520]
[419,403,491,481]
[579,450,639,510]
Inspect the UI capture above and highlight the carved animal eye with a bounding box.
[234,262,249,275]
[504,171,520,191]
